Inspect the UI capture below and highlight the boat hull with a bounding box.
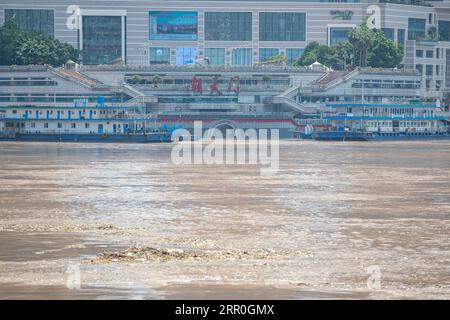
[0,133,172,143]
[312,131,450,141]
[312,131,372,141]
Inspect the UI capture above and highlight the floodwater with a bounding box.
[0,141,449,299]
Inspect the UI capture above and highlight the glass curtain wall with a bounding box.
[82,16,123,65]
[205,12,252,41]
[5,9,54,37]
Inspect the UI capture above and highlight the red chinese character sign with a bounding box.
[227,76,240,95]
[191,76,203,94]
[191,75,241,96]
[210,75,222,95]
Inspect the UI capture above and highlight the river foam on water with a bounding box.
[0,140,449,299]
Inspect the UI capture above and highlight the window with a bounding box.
[416,50,423,58]
[232,48,252,66]
[259,12,306,41]
[204,48,225,66]
[71,123,76,129]
[44,123,49,128]
[82,16,123,65]
[408,18,426,40]
[176,48,197,65]
[57,123,62,129]
[85,123,90,129]
[5,9,54,37]
[259,48,279,62]
[149,48,170,65]
[426,50,433,58]
[426,65,433,76]
[30,123,36,128]
[205,12,252,41]
[416,64,423,74]
[286,48,304,66]
[330,27,353,46]
[381,28,394,40]
[438,20,450,41]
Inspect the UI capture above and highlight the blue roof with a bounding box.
[0,105,143,110]
[1,118,158,122]
[326,103,438,108]
[323,116,448,121]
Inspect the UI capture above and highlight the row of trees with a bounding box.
[0,21,80,66]
[293,21,404,70]
[1,19,403,69]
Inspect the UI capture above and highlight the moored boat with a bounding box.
[0,104,173,143]
[311,102,450,141]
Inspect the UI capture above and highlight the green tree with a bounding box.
[265,54,287,64]
[367,30,404,68]
[294,50,317,66]
[0,21,79,66]
[0,21,25,65]
[293,21,404,70]
[262,75,272,87]
[152,74,162,87]
[293,41,344,70]
[348,20,375,67]
[427,26,438,40]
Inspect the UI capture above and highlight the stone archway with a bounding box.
[209,119,240,137]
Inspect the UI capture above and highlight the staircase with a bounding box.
[49,66,157,105]
[109,85,157,105]
[266,78,316,114]
[265,96,318,115]
[48,66,105,89]
[310,70,355,91]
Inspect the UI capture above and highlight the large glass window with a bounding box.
[416,64,423,74]
[149,12,197,41]
[408,18,426,40]
[259,48,279,62]
[426,64,433,76]
[438,20,450,41]
[397,29,405,46]
[149,47,170,65]
[259,12,306,41]
[176,48,197,65]
[330,27,353,46]
[286,48,304,65]
[5,9,54,37]
[232,48,252,66]
[205,12,252,41]
[82,16,123,65]
[381,28,394,40]
[204,48,225,65]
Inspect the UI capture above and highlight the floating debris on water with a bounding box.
[0,223,120,233]
[90,246,309,264]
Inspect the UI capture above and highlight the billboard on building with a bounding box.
[149,11,198,40]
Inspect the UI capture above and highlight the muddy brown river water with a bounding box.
[0,141,449,299]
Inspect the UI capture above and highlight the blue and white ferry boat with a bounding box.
[0,101,172,143]
[312,102,450,141]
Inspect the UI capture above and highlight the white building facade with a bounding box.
[0,0,450,98]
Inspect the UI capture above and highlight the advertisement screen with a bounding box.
[149,11,198,41]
